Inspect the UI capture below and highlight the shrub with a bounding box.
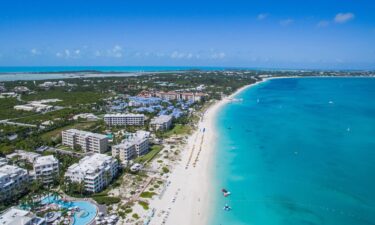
[162,167,169,173]
[132,213,140,219]
[140,191,156,198]
[125,208,133,214]
[93,196,121,205]
[138,201,149,210]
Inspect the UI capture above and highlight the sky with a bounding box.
[0,0,374,69]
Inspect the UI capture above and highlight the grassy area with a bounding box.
[134,145,163,164]
[140,191,156,198]
[22,89,109,106]
[0,98,35,120]
[41,121,97,140]
[12,108,77,124]
[164,124,192,137]
[92,196,121,205]
[138,201,149,210]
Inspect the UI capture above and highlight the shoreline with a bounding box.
[148,78,269,225]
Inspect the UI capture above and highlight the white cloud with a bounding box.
[30,48,41,55]
[64,49,71,57]
[317,20,330,28]
[107,45,123,58]
[334,13,355,23]
[170,51,186,59]
[210,52,226,59]
[55,48,80,58]
[280,19,294,26]
[257,13,269,20]
[94,50,101,57]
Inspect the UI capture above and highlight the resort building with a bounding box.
[104,113,145,126]
[112,142,137,162]
[0,165,29,200]
[62,129,108,153]
[0,157,7,167]
[138,91,207,102]
[0,207,45,225]
[6,150,41,163]
[64,153,118,193]
[112,130,150,162]
[13,86,30,94]
[32,155,59,185]
[150,115,173,131]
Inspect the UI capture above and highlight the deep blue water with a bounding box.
[210,77,375,225]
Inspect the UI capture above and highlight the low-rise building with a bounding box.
[32,155,59,185]
[0,165,29,200]
[104,113,145,126]
[150,115,173,131]
[73,113,99,121]
[64,154,118,193]
[13,86,30,94]
[0,207,45,225]
[112,131,150,162]
[38,81,66,89]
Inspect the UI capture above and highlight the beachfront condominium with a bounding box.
[62,129,108,153]
[112,130,150,162]
[0,207,45,225]
[150,115,173,131]
[104,113,145,126]
[0,164,29,200]
[64,153,118,193]
[32,155,59,185]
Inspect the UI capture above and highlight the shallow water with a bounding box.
[210,77,375,225]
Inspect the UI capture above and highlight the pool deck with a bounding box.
[60,194,107,225]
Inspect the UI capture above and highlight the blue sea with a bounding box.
[210,77,375,225]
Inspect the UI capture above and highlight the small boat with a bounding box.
[222,188,231,197]
[223,204,231,211]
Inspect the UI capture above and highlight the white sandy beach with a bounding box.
[149,79,267,225]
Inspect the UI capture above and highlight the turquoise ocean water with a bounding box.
[210,77,375,225]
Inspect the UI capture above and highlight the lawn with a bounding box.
[134,145,163,164]
[0,98,35,120]
[22,89,109,106]
[41,121,97,140]
[164,124,192,137]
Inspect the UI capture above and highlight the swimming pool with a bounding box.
[42,195,98,225]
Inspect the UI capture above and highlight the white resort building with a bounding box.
[32,155,59,185]
[112,131,150,162]
[104,113,145,126]
[64,153,118,193]
[62,129,108,153]
[0,164,29,200]
[0,207,45,225]
[6,150,41,163]
[150,115,173,131]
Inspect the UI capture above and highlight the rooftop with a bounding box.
[34,155,58,166]
[150,115,173,124]
[64,129,107,139]
[66,153,114,175]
